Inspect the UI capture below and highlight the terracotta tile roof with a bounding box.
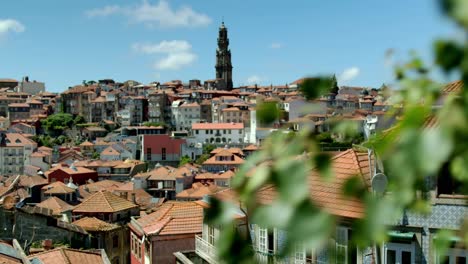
[101,146,120,156]
[73,217,119,232]
[243,144,259,151]
[194,172,216,180]
[192,123,244,130]
[4,133,37,147]
[202,152,244,165]
[212,170,235,180]
[442,80,462,94]
[131,201,203,236]
[222,107,241,112]
[176,183,224,200]
[79,141,94,147]
[36,197,74,215]
[256,149,372,219]
[147,166,176,181]
[28,248,104,264]
[78,180,124,199]
[13,175,48,188]
[210,147,244,156]
[45,164,95,177]
[73,191,137,213]
[42,181,76,194]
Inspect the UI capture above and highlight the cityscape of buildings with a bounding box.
[0,18,465,264]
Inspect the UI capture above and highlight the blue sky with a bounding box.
[0,0,461,92]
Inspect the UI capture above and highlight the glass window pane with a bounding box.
[387,250,396,264]
[402,251,412,264]
[455,256,466,264]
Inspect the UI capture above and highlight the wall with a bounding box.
[152,234,198,264]
[0,207,88,249]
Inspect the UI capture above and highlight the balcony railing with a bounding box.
[195,235,217,264]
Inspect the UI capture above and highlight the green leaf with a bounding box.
[300,77,333,100]
[434,39,463,72]
[256,101,279,125]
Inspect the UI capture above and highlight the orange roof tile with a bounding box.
[36,197,74,215]
[176,183,223,200]
[73,191,137,213]
[256,149,372,219]
[192,123,243,130]
[131,201,203,236]
[73,217,119,232]
[42,181,75,194]
[28,248,104,264]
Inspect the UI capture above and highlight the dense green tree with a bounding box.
[142,121,166,127]
[330,74,339,94]
[179,155,192,166]
[41,113,74,136]
[73,115,86,126]
[203,144,216,154]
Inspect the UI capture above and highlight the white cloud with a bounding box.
[132,40,191,54]
[85,5,122,18]
[86,0,211,28]
[270,43,283,49]
[339,67,360,83]
[133,40,197,71]
[154,52,196,70]
[246,75,264,85]
[0,19,25,35]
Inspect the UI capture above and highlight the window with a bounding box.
[162,147,166,160]
[239,129,243,134]
[384,242,414,264]
[146,148,151,161]
[195,130,199,134]
[335,227,348,264]
[208,225,215,245]
[258,227,268,253]
[436,246,467,263]
[113,235,119,248]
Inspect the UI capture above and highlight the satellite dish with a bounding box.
[371,173,388,194]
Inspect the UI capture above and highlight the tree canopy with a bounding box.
[41,113,74,136]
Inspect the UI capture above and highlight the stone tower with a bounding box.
[215,22,233,90]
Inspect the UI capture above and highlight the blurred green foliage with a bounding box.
[206,1,468,263]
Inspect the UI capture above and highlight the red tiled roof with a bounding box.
[28,248,104,264]
[73,217,119,232]
[192,123,244,130]
[73,191,138,213]
[176,183,223,200]
[36,197,74,215]
[443,80,463,94]
[131,201,203,236]
[256,149,372,219]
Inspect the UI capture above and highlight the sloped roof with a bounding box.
[176,183,223,200]
[443,80,462,94]
[36,197,74,215]
[131,201,202,236]
[256,149,372,219]
[28,248,104,264]
[73,191,137,213]
[210,147,244,156]
[73,217,119,232]
[42,181,75,194]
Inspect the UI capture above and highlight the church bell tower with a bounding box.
[215,22,233,90]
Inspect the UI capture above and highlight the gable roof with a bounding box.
[73,217,119,232]
[176,183,224,200]
[36,197,74,215]
[73,191,137,213]
[256,149,372,219]
[42,181,75,194]
[131,201,202,236]
[28,248,104,264]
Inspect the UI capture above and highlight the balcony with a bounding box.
[195,235,217,264]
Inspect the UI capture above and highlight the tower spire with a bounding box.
[215,21,233,90]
